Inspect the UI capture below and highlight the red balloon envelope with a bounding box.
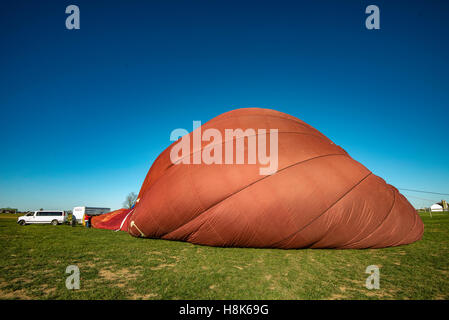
[125,108,423,249]
[91,208,132,231]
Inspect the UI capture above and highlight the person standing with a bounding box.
[84,214,90,228]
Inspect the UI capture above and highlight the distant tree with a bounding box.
[123,192,138,209]
[0,207,18,214]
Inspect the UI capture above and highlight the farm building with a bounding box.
[430,200,448,212]
[431,204,443,212]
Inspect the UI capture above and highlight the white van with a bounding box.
[72,206,111,223]
[17,210,66,226]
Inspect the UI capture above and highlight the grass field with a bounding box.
[0,212,448,300]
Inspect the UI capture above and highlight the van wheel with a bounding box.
[51,220,58,226]
[18,220,25,226]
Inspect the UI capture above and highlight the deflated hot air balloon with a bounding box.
[91,208,132,231]
[110,108,424,249]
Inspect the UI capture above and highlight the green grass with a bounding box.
[0,212,448,300]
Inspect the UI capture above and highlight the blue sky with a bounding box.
[1,0,448,211]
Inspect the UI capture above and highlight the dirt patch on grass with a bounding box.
[328,293,347,300]
[0,281,7,289]
[0,289,33,299]
[40,284,57,296]
[98,267,143,288]
[150,263,176,270]
[131,292,158,300]
[8,277,33,286]
[79,261,97,268]
[147,251,163,255]
[360,286,398,299]
[99,268,140,281]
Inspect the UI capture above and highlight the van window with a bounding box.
[39,212,63,216]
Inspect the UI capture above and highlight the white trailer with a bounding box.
[72,206,111,223]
